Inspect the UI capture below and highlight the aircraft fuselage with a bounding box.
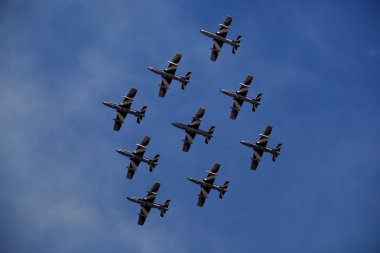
[200,30,238,47]
[102,102,143,117]
[240,141,279,155]
[147,67,189,83]
[171,123,212,137]
[220,89,259,105]
[115,149,156,165]
[127,197,167,211]
[187,177,227,192]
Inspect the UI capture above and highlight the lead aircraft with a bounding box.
[200,15,242,61]
[240,126,282,170]
[102,88,147,131]
[127,182,170,226]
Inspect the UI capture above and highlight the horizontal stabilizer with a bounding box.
[219,181,229,199]
[181,72,192,90]
[137,106,147,124]
[232,35,242,54]
[149,154,160,172]
[252,93,263,112]
[205,126,215,144]
[272,143,282,162]
[160,200,170,217]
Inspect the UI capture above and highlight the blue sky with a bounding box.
[1,1,379,252]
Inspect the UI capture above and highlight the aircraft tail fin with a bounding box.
[219,181,229,199]
[160,200,170,217]
[205,126,216,144]
[252,93,263,112]
[181,72,192,90]
[232,35,242,54]
[137,106,147,124]
[149,154,160,172]
[272,143,282,162]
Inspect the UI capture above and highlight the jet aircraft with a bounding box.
[220,74,262,120]
[127,182,170,226]
[102,88,147,131]
[116,136,160,179]
[200,15,242,61]
[187,163,229,207]
[147,53,191,97]
[171,108,215,152]
[240,126,282,170]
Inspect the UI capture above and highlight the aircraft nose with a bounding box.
[240,140,251,147]
[126,196,136,202]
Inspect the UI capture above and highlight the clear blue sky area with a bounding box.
[1,1,379,252]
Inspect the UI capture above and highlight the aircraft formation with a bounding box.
[102,16,282,225]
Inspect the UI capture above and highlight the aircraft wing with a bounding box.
[164,53,182,75]
[236,75,253,97]
[203,163,220,184]
[197,186,212,207]
[158,76,172,97]
[113,111,127,131]
[136,182,160,225]
[133,136,150,157]
[182,108,205,151]
[230,98,244,120]
[251,149,264,170]
[210,40,224,61]
[126,136,151,179]
[113,88,138,131]
[182,131,196,152]
[137,205,151,225]
[210,16,232,61]
[143,182,160,203]
[230,75,253,119]
[120,88,137,109]
[256,125,272,148]
[216,16,232,38]
[196,163,221,206]
[126,158,141,179]
[249,126,272,170]
[188,108,205,129]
